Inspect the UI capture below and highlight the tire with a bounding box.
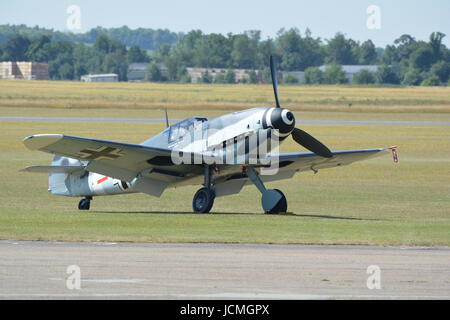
[192,188,215,213]
[78,198,90,210]
[266,189,287,214]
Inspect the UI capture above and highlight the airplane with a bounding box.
[22,56,395,214]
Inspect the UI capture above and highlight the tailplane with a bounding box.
[21,155,87,196]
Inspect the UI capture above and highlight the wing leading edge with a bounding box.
[275,148,389,172]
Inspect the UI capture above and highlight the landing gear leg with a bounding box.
[78,196,92,210]
[246,167,287,214]
[192,166,215,213]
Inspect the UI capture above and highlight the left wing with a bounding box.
[274,148,389,172]
[212,148,390,196]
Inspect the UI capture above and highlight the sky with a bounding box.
[1,0,449,47]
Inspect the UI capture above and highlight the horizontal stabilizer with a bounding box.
[20,165,86,174]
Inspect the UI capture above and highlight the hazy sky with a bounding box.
[1,0,449,47]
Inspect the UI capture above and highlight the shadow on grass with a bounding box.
[92,210,385,221]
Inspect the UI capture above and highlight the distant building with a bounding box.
[319,65,379,82]
[81,73,118,82]
[186,67,261,84]
[127,63,150,82]
[0,61,49,80]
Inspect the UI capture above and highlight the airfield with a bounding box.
[0,80,449,299]
[1,241,449,299]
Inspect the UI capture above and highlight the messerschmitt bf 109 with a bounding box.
[22,56,395,214]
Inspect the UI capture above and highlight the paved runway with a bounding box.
[0,241,449,299]
[2,116,450,126]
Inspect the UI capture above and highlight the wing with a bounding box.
[275,148,389,172]
[212,148,390,197]
[23,134,204,196]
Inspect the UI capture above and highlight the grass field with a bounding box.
[0,80,449,245]
[1,79,450,113]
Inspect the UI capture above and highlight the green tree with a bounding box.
[1,34,30,60]
[194,33,231,68]
[102,51,128,81]
[146,62,163,81]
[283,74,299,84]
[380,45,398,65]
[127,45,149,63]
[421,75,441,86]
[224,69,236,83]
[429,32,446,60]
[258,38,278,70]
[277,28,324,71]
[58,62,74,80]
[323,63,347,84]
[326,33,357,65]
[409,45,435,71]
[178,73,191,83]
[376,65,400,84]
[26,35,51,62]
[429,61,450,83]
[214,72,226,83]
[230,31,260,69]
[358,40,377,64]
[302,67,324,84]
[246,70,258,84]
[94,34,111,54]
[200,71,213,83]
[392,34,419,67]
[352,69,376,84]
[402,68,423,85]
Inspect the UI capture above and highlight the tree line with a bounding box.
[0,25,180,50]
[0,25,449,86]
[0,32,150,81]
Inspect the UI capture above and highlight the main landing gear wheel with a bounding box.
[192,188,215,213]
[264,189,287,215]
[78,197,92,210]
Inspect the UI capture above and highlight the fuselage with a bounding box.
[142,106,295,153]
[48,106,296,198]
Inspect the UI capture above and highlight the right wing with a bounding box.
[23,134,205,196]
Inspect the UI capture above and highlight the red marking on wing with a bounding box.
[97,176,108,184]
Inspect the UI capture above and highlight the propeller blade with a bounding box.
[270,55,281,108]
[291,128,333,158]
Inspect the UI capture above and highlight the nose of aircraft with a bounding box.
[263,108,296,137]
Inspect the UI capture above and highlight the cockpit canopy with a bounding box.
[168,117,208,143]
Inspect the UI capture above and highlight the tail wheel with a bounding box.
[192,188,215,213]
[266,189,287,214]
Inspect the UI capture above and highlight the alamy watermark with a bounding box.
[366,265,381,289]
[66,5,81,31]
[170,127,280,175]
[66,264,81,290]
[367,5,381,30]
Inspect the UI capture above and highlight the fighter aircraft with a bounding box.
[22,56,393,214]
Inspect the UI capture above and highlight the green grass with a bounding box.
[0,114,449,245]
[1,79,450,112]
